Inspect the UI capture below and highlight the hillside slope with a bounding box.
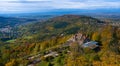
[18,15,104,41]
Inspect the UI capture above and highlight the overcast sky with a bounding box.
[0,0,120,13]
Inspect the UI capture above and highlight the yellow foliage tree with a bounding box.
[5,59,17,66]
[92,32,100,41]
[101,26,113,49]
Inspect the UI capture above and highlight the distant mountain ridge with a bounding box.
[0,16,38,28]
[1,8,120,17]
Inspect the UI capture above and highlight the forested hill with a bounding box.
[18,15,104,40]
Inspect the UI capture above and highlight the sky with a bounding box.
[0,0,120,14]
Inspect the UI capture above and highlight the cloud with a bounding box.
[53,1,120,9]
[0,0,53,13]
[0,0,120,13]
